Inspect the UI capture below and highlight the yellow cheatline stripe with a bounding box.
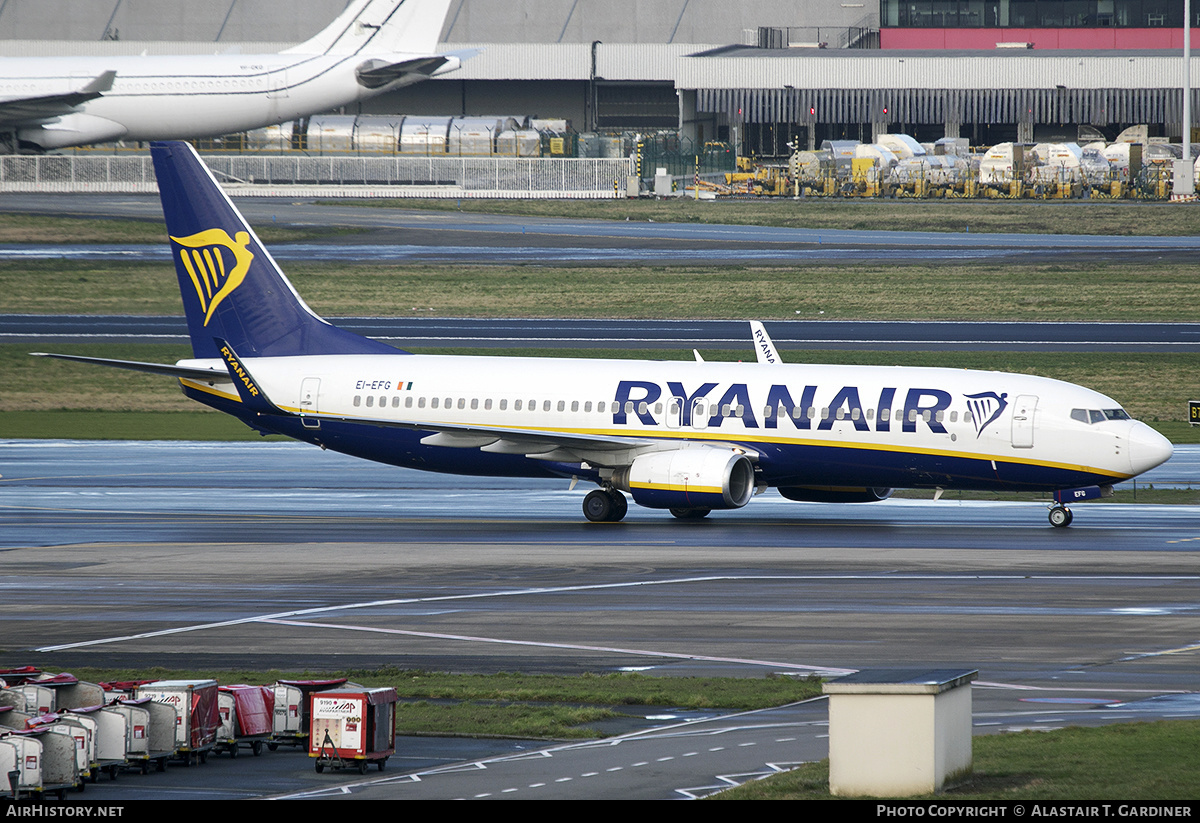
[631,480,724,494]
[177,380,1123,479]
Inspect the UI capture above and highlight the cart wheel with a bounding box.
[377,758,387,772]
[252,741,263,756]
[357,759,367,775]
[267,742,278,752]
[89,771,98,784]
[228,745,238,760]
[108,765,119,781]
[315,761,324,774]
[156,758,166,773]
[140,762,149,775]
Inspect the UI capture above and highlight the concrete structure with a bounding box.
[824,668,976,797]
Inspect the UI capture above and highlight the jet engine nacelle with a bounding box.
[611,447,755,510]
[778,486,893,503]
[22,113,128,151]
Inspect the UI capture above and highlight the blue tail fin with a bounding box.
[151,141,404,359]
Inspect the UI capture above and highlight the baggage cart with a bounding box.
[137,680,219,764]
[113,699,175,774]
[0,735,39,799]
[269,678,346,750]
[29,714,92,787]
[65,706,128,781]
[5,727,81,799]
[309,685,397,774]
[216,685,272,757]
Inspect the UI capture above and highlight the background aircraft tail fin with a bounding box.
[284,0,452,57]
[151,141,404,360]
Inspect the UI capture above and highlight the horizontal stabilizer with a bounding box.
[355,55,451,88]
[30,352,224,381]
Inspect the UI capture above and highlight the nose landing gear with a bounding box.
[1048,505,1074,528]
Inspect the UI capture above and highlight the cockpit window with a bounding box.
[1072,408,1131,424]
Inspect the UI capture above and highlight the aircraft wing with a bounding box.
[0,71,115,126]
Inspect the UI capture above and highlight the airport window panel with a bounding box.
[949,410,958,422]
[392,396,400,408]
[445,397,452,409]
[431,397,439,409]
[1072,409,1091,424]
[418,397,426,409]
[880,408,890,421]
[571,401,579,412]
[406,397,414,408]
[1009,0,1038,24]
[470,398,478,410]
[964,409,972,422]
[639,402,648,415]
[515,399,523,411]
[378,395,386,408]
[543,400,551,412]
[500,399,508,410]
[597,401,606,413]
[625,401,635,414]
[585,401,593,413]
[529,399,537,411]
[353,395,361,407]
[558,400,566,412]
[866,408,875,420]
[484,399,492,410]
[366,396,374,407]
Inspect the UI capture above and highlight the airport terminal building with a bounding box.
[2,0,1196,155]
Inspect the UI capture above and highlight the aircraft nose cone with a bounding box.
[1128,422,1173,476]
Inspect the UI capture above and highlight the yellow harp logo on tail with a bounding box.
[170,229,255,327]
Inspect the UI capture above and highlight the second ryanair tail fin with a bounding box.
[151,141,403,360]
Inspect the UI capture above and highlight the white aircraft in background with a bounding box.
[0,0,459,152]
[34,142,1174,528]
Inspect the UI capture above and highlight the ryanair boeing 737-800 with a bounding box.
[0,0,458,152]
[34,142,1174,527]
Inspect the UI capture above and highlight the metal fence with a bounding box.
[0,154,634,199]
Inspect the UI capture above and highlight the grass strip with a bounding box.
[5,258,1200,321]
[715,720,1200,800]
[338,197,1200,237]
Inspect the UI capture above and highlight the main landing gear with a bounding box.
[583,488,628,522]
[1048,505,1074,528]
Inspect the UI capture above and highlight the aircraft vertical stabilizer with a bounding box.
[151,141,404,360]
[285,0,453,57]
